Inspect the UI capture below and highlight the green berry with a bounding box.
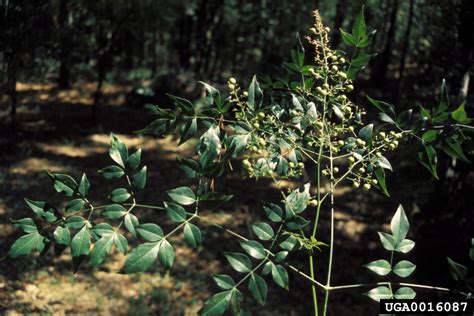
[252,122,260,129]
[289,162,296,168]
[309,199,319,207]
[348,156,355,164]
[243,159,251,167]
[352,181,360,189]
[258,138,266,146]
[258,112,266,119]
[363,183,371,191]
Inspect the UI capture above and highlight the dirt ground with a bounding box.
[0,82,469,315]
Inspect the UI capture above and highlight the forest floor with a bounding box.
[0,82,448,315]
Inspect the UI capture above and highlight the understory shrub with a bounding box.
[7,8,474,315]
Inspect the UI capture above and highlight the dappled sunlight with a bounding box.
[9,158,68,175]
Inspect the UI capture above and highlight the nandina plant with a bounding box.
[7,8,474,315]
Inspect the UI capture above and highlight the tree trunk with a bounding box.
[395,0,415,103]
[331,0,347,48]
[6,53,17,132]
[58,0,71,89]
[372,0,399,85]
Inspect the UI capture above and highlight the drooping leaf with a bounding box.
[48,173,78,197]
[393,260,416,278]
[364,259,391,276]
[177,157,200,178]
[340,28,356,46]
[264,203,283,222]
[358,124,373,142]
[418,144,438,179]
[71,226,91,257]
[167,187,196,205]
[284,183,310,218]
[8,233,45,258]
[286,215,309,230]
[422,130,438,142]
[365,286,392,302]
[98,165,125,179]
[90,234,114,267]
[394,287,416,299]
[24,198,57,222]
[164,202,187,223]
[200,290,232,316]
[252,223,275,241]
[132,166,147,190]
[53,226,71,245]
[374,167,390,197]
[224,134,249,159]
[11,218,38,234]
[378,232,396,251]
[92,223,114,237]
[126,149,142,170]
[183,223,202,248]
[137,223,164,242]
[157,239,175,269]
[66,216,89,229]
[273,251,288,263]
[123,241,159,273]
[168,94,195,116]
[224,252,252,273]
[213,274,235,290]
[248,273,268,305]
[124,213,139,237]
[66,198,85,212]
[279,235,297,251]
[447,257,467,281]
[103,204,127,219]
[197,125,221,168]
[109,188,131,203]
[395,239,415,253]
[114,233,128,255]
[239,240,266,260]
[198,192,233,209]
[179,118,198,145]
[271,264,289,289]
[451,102,471,124]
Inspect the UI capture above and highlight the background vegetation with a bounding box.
[1,0,473,314]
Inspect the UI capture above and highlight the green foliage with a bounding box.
[365,205,416,301]
[6,7,474,316]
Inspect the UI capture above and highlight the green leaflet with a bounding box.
[71,226,91,257]
[8,233,45,258]
[90,234,114,267]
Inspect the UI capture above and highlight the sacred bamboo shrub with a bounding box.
[7,7,474,316]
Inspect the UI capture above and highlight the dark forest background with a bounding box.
[0,0,473,314]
